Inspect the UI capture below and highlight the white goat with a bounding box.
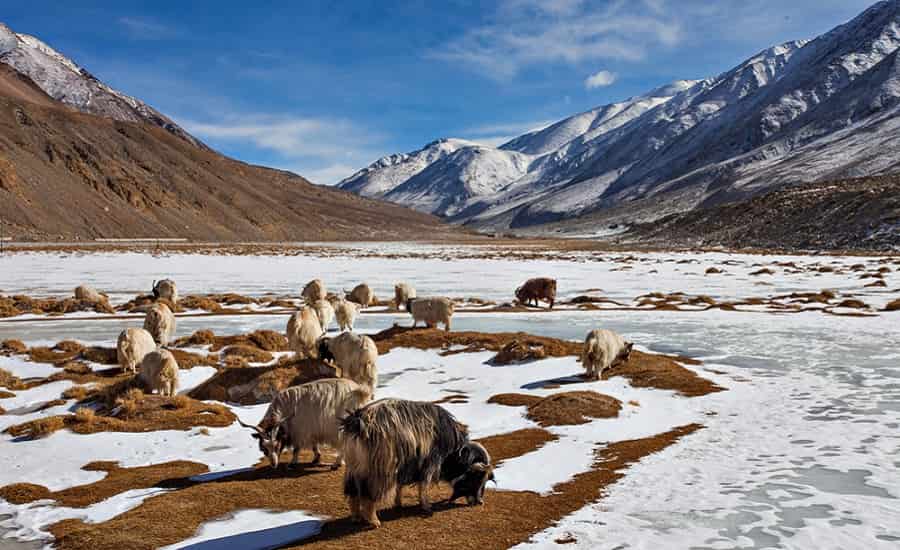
[581,329,633,380]
[394,283,416,311]
[286,307,323,358]
[138,348,179,396]
[240,378,372,469]
[116,327,156,374]
[144,303,175,346]
[408,297,455,332]
[318,332,378,392]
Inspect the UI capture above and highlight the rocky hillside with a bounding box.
[622,175,900,251]
[0,64,458,241]
[339,1,900,231]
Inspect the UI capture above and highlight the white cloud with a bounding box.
[429,0,681,79]
[118,17,177,40]
[180,114,384,185]
[584,69,617,88]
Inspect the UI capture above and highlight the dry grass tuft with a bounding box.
[884,298,900,311]
[1,339,27,354]
[62,386,92,401]
[490,391,621,427]
[176,329,216,347]
[178,295,223,313]
[74,407,96,424]
[0,367,25,390]
[168,349,219,369]
[55,340,85,353]
[61,361,93,375]
[491,340,548,365]
[7,415,67,439]
[189,359,338,405]
[171,395,191,409]
[221,345,274,364]
[81,347,119,365]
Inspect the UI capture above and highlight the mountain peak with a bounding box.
[0,21,204,148]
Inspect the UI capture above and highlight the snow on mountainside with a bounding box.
[0,22,203,148]
[339,0,900,230]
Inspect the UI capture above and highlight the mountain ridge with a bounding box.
[338,0,900,231]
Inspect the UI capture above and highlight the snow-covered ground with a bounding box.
[0,248,898,549]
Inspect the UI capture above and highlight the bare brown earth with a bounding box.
[0,64,463,242]
[44,424,702,550]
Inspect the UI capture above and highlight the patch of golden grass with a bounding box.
[1,339,27,354]
[74,407,96,424]
[0,367,25,390]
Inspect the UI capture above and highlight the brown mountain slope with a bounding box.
[624,175,900,252]
[0,66,460,241]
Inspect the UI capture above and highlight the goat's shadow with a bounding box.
[280,500,468,548]
[520,373,588,390]
[173,518,322,550]
[156,462,334,490]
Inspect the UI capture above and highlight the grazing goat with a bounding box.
[394,283,416,311]
[333,299,359,332]
[311,299,335,331]
[240,378,371,469]
[152,279,179,304]
[302,279,326,304]
[318,332,378,391]
[408,297,454,332]
[346,283,375,308]
[341,399,494,527]
[143,303,175,346]
[116,327,156,374]
[286,307,323,358]
[515,277,557,309]
[581,329,633,380]
[138,349,179,396]
[74,285,105,304]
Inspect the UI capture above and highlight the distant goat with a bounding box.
[581,328,633,380]
[515,278,557,309]
[346,283,375,308]
[138,348,179,396]
[394,283,416,311]
[116,327,156,374]
[318,331,378,392]
[286,307,323,358]
[152,279,179,304]
[408,297,454,332]
[302,279,326,304]
[143,303,175,346]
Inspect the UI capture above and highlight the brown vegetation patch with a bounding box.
[47,424,700,550]
[884,299,900,311]
[116,295,180,313]
[0,460,209,507]
[5,395,235,439]
[168,349,219,369]
[221,345,274,364]
[175,329,288,352]
[750,268,775,276]
[607,352,721,397]
[178,295,223,312]
[80,346,119,365]
[0,294,115,318]
[489,391,621,427]
[491,340,548,364]
[432,393,469,405]
[1,339,27,354]
[189,358,338,405]
[836,299,869,309]
[0,367,26,390]
[372,326,580,358]
[0,390,14,399]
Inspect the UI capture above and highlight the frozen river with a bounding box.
[0,246,898,549]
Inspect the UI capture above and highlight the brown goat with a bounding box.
[515,277,557,309]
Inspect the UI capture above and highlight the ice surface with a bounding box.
[0,248,897,548]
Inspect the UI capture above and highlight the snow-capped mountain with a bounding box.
[0,22,203,148]
[339,1,900,230]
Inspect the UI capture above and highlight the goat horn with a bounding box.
[237,419,262,432]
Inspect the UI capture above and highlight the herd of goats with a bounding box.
[72,275,635,528]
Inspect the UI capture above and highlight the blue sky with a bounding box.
[3,0,879,184]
